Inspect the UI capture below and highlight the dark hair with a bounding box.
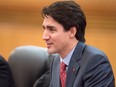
[41,1,86,42]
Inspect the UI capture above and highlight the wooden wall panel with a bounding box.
[0,0,116,83]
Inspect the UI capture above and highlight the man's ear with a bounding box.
[69,26,77,38]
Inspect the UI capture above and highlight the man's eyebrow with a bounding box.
[43,25,55,29]
[47,26,55,28]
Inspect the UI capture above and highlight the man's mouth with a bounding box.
[46,43,53,48]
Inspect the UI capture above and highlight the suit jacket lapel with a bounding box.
[52,55,61,87]
[66,42,86,87]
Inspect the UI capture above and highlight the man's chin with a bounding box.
[47,49,56,54]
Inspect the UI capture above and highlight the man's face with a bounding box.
[42,16,72,55]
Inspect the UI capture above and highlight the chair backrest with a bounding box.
[8,46,50,87]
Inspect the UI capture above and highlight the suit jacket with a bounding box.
[50,42,115,87]
[0,55,15,87]
[33,70,50,87]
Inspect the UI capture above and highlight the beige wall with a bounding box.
[0,0,116,83]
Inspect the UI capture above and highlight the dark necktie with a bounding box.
[60,62,67,87]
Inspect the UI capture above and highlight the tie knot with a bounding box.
[60,62,67,70]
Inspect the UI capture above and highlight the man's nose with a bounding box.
[42,30,50,40]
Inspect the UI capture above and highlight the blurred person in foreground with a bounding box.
[0,55,15,87]
[41,0,115,87]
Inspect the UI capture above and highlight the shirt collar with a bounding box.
[60,46,76,66]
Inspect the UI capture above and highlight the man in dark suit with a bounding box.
[0,55,15,87]
[41,0,115,87]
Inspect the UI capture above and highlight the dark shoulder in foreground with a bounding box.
[0,55,15,87]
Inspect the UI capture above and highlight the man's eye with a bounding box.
[49,28,55,31]
[50,28,54,31]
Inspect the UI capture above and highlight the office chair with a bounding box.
[8,46,51,87]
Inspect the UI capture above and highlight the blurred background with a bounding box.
[0,0,116,82]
